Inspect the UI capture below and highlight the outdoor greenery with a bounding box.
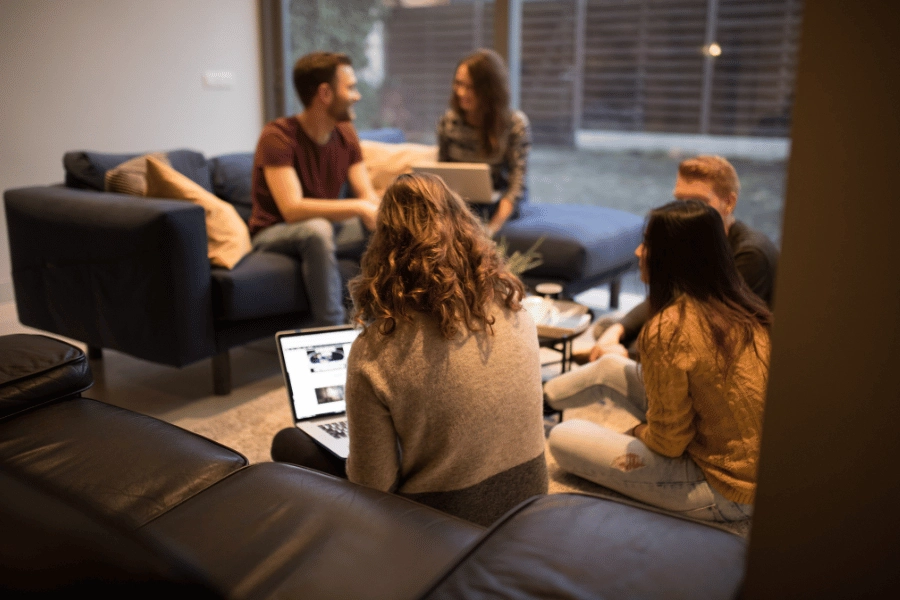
[289,0,384,128]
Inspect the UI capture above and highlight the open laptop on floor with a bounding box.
[276,325,361,459]
[412,162,500,204]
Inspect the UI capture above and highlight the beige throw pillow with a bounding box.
[360,140,438,198]
[104,152,170,196]
[145,156,251,269]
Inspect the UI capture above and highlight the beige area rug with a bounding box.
[173,384,295,465]
[173,365,749,538]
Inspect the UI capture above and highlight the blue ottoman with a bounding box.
[499,203,644,307]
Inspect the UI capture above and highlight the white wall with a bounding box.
[0,0,264,301]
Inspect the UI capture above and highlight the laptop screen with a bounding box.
[276,327,361,421]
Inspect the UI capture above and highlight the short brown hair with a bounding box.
[350,173,525,339]
[293,52,352,108]
[678,155,741,200]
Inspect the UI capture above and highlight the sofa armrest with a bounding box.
[0,334,92,420]
[4,185,216,367]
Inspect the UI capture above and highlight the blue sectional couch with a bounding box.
[3,129,642,395]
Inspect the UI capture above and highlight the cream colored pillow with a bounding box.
[145,156,251,269]
[360,140,438,198]
[104,152,170,195]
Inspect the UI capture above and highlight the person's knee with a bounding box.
[271,426,347,478]
[547,419,593,461]
[271,427,310,463]
[302,218,337,254]
[594,353,629,381]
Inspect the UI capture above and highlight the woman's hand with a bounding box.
[487,197,515,235]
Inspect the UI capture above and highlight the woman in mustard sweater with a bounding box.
[544,199,772,522]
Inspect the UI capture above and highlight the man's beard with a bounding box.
[328,101,355,123]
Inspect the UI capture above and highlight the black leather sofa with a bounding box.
[1,334,746,599]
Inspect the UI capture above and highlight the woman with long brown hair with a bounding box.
[544,199,772,522]
[342,172,547,526]
[437,48,531,235]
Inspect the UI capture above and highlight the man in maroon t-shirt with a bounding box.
[250,52,379,326]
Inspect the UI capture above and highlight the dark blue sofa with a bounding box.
[3,129,641,395]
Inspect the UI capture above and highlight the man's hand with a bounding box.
[586,323,627,361]
[357,199,378,231]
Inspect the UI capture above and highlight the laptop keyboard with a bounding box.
[319,420,348,439]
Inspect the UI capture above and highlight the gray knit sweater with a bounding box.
[345,305,548,526]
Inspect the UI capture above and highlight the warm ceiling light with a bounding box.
[705,42,722,57]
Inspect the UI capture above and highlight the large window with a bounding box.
[263,0,799,267]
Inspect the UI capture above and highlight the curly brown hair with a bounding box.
[350,173,525,339]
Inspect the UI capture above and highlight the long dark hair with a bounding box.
[450,49,511,156]
[641,200,772,371]
[350,173,524,339]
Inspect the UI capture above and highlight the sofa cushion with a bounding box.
[0,468,222,597]
[360,140,437,199]
[421,494,747,600]
[0,334,92,420]
[64,149,212,192]
[146,157,252,270]
[500,203,643,286]
[104,152,171,196]
[209,152,254,222]
[145,463,483,600]
[357,127,406,144]
[0,397,247,529]
[210,251,308,321]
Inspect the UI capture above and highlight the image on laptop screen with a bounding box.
[277,327,361,421]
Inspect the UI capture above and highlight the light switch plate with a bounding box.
[203,70,234,90]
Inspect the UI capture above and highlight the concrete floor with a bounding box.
[529,147,788,246]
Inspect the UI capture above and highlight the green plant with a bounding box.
[496,235,545,277]
[288,0,384,128]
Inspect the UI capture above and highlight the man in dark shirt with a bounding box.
[250,52,379,326]
[582,155,779,362]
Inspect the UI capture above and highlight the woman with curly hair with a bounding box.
[270,173,547,525]
[437,48,531,235]
[544,200,771,522]
[341,172,547,526]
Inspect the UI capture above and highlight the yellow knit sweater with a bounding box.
[635,296,770,504]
